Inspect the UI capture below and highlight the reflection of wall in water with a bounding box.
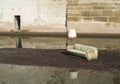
[0,65,118,84]
[0,36,120,50]
[76,38,120,50]
[22,37,66,49]
[0,36,66,49]
[0,36,15,48]
[15,37,22,48]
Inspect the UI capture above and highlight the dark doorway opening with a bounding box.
[15,15,21,30]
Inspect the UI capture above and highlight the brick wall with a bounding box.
[67,0,120,33]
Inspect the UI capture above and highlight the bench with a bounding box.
[67,44,98,61]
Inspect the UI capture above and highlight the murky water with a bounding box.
[0,36,120,50]
[76,37,120,50]
[0,64,119,84]
[0,36,120,84]
[0,36,66,49]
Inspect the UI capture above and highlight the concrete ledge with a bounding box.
[0,32,67,37]
[77,33,120,38]
[0,32,120,38]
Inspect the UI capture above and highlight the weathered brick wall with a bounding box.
[67,0,120,33]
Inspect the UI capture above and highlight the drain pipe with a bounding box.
[66,0,68,48]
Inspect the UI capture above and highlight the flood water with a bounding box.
[0,36,120,51]
[0,36,120,84]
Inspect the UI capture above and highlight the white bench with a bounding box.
[67,44,98,61]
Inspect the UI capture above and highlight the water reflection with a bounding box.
[16,37,22,48]
[0,36,120,50]
[76,37,120,50]
[0,36,15,48]
[0,36,66,49]
[0,36,119,84]
[0,64,118,84]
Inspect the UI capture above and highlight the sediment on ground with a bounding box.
[0,48,119,71]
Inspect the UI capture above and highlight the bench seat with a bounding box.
[67,44,98,61]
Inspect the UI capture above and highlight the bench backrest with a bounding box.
[74,44,97,52]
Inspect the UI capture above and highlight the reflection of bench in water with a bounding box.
[67,44,98,61]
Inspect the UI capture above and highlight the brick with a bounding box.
[104,6,115,10]
[67,12,81,16]
[93,17,107,22]
[81,11,90,16]
[67,0,79,3]
[102,10,113,16]
[67,6,74,10]
[79,3,91,6]
[91,2,98,6]
[75,6,92,10]
[67,17,79,21]
[114,3,120,6]
[99,3,114,6]
[67,2,79,6]
[91,10,101,16]
[83,17,92,21]
[67,0,77,1]
[109,17,120,23]
[68,9,81,12]
[93,6,104,9]
[114,11,120,16]
[115,6,120,11]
